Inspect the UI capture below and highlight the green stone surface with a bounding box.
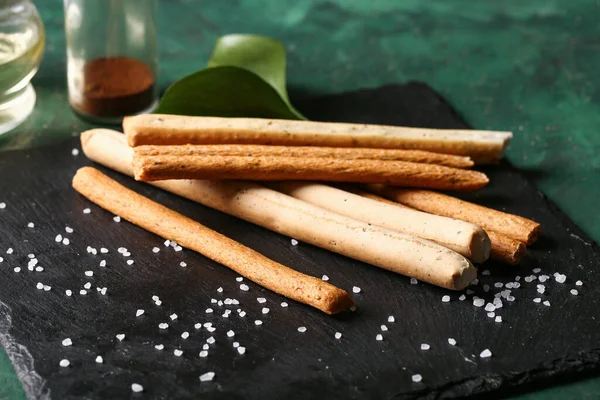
[1,0,599,398]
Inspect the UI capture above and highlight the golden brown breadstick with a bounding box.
[355,188,527,265]
[123,114,513,164]
[135,144,475,169]
[72,167,354,315]
[269,181,491,263]
[132,152,489,192]
[486,231,526,265]
[365,186,541,245]
[82,129,477,290]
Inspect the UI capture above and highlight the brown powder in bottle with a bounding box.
[71,56,155,118]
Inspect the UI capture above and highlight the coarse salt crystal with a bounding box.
[442,295,450,303]
[84,282,91,289]
[59,359,70,367]
[116,334,125,341]
[533,267,541,273]
[291,239,298,246]
[555,274,567,283]
[421,343,430,350]
[576,280,583,286]
[202,342,209,349]
[352,286,361,293]
[482,270,490,275]
[126,260,134,265]
[205,308,213,314]
[65,227,73,234]
[537,285,545,294]
[227,330,235,337]
[388,316,395,323]
[13,267,20,273]
[380,325,388,332]
[62,338,72,346]
[538,275,548,283]
[99,260,106,267]
[459,294,466,301]
[571,289,579,295]
[335,332,342,339]
[298,326,307,333]
[448,338,456,346]
[35,266,43,272]
[27,222,34,228]
[113,216,121,222]
[237,346,246,355]
[484,303,496,312]
[164,240,170,247]
[494,282,503,288]
[6,248,13,254]
[0,202,5,209]
[217,301,223,306]
[262,307,270,314]
[62,238,70,245]
[159,323,169,329]
[239,311,246,317]
[206,336,216,344]
[257,297,266,303]
[412,374,422,383]
[85,271,93,277]
[170,313,178,320]
[71,148,79,156]
[83,208,91,214]
[515,276,521,281]
[233,342,239,348]
[95,355,103,363]
[376,334,383,341]
[240,284,249,291]
[136,309,144,317]
[495,316,502,323]
[100,287,107,295]
[154,344,164,350]
[174,246,182,252]
[473,298,485,307]
[43,285,51,291]
[480,349,492,358]
[180,261,187,267]
[199,350,208,357]
[255,320,262,326]
[65,289,72,296]
[174,349,183,357]
[543,300,551,306]
[533,298,541,303]
[321,274,329,281]
[280,302,288,308]
[410,278,418,284]
[131,383,143,393]
[199,372,215,382]
[487,312,495,318]
[507,296,515,302]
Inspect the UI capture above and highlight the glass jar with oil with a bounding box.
[0,0,44,135]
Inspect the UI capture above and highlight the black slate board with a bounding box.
[1,83,599,400]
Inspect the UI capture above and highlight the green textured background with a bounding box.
[1,0,599,398]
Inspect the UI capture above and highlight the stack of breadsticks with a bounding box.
[73,114,540,315]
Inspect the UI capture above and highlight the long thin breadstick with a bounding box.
[72,167,354,314]
[365,185,541,245]
[268,181,491,263]
[123,114,513,164]
[132,152,489,192]
[135,144,475,169]
[82,129,477,290]
[355,189,527,265]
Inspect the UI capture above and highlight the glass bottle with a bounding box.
[0,0,44,136]
[63,0,158,124]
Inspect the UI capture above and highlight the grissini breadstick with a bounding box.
[135,144,475,169]
[72,167,354,315]
[132,152,489,192]
[364,185,541,245]
[354,188,527,265]
[82,129,477,290]
[268,181,491,263]
[123,114,513,164]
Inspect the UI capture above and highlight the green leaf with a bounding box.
[155,34,306,120]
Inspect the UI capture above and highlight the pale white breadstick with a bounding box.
[81,129,477,290]
[268,182,491,263]
[123,114,513,163]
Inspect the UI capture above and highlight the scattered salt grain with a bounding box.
[43,285,51,291]
[71,148,79,156]
[262,307,270,314]
[239,311,246,317]
[380,325,388,332]
[335,332,342,339]
[27,222,34,228]
[576,280,583,286]
[487,312,495,318]
[62,338,72,346]
[199,372,215,382]
[136,309,144,317]
[494,282,503,288]
[240,284,249,291]
[154,344,164,350]
[199,350,208,357]
[484,303,496,312]
[442,295,450,303]
[116,334,125,341]
[174,349,183,357]
[459,294,466,301]
[507,296,516,302]
[448,338,456,346]
[291,239,298,246]
[174,246,182,252]
[227,330,235,338]
[538,275,549,283]
[388,316,395,323]
[255,320,263,326]
[126,259,134,265]
[410,278,418,284]
[6,248,13,254]
[62,238,70,245]
[13,267,20,273]
[217,300,223,307]
[473,298,485,307]
[537,285,545,294]
[533,298,541,303]
[257,297,266,304]
[65,289,72,296]
[571,289,579,296]
[555,274,567,283]
[85,271,93,277]
[100,287,107,295]
[164,240,170,247]
[495,316,502,323]
[421,343,430,351]
[352,286,361,293]
[83,208,91,214]
[0,202,5,209]
[321,274,329,281]
[131,383,143,393]
[35,266,43,272]
[206,336,216,344]
[95,356,103,363]
[298,326,307,333]
[543,300,551,307]
[237,346,246,355]
[179,261,187,267]
[170,313,178,320]
[159,323,169,329]
[205,308,213,314]
[533,268,541,273]
[412,374,422,383]
[113,216,121,222]
[376,334,383,341]
[232,342,239,348]
[480,349,492,358]
[59,359,70,367]
[99,260,106,267]
[482,270,490,276]
[280,302,288,308]
[84,282,91,289]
